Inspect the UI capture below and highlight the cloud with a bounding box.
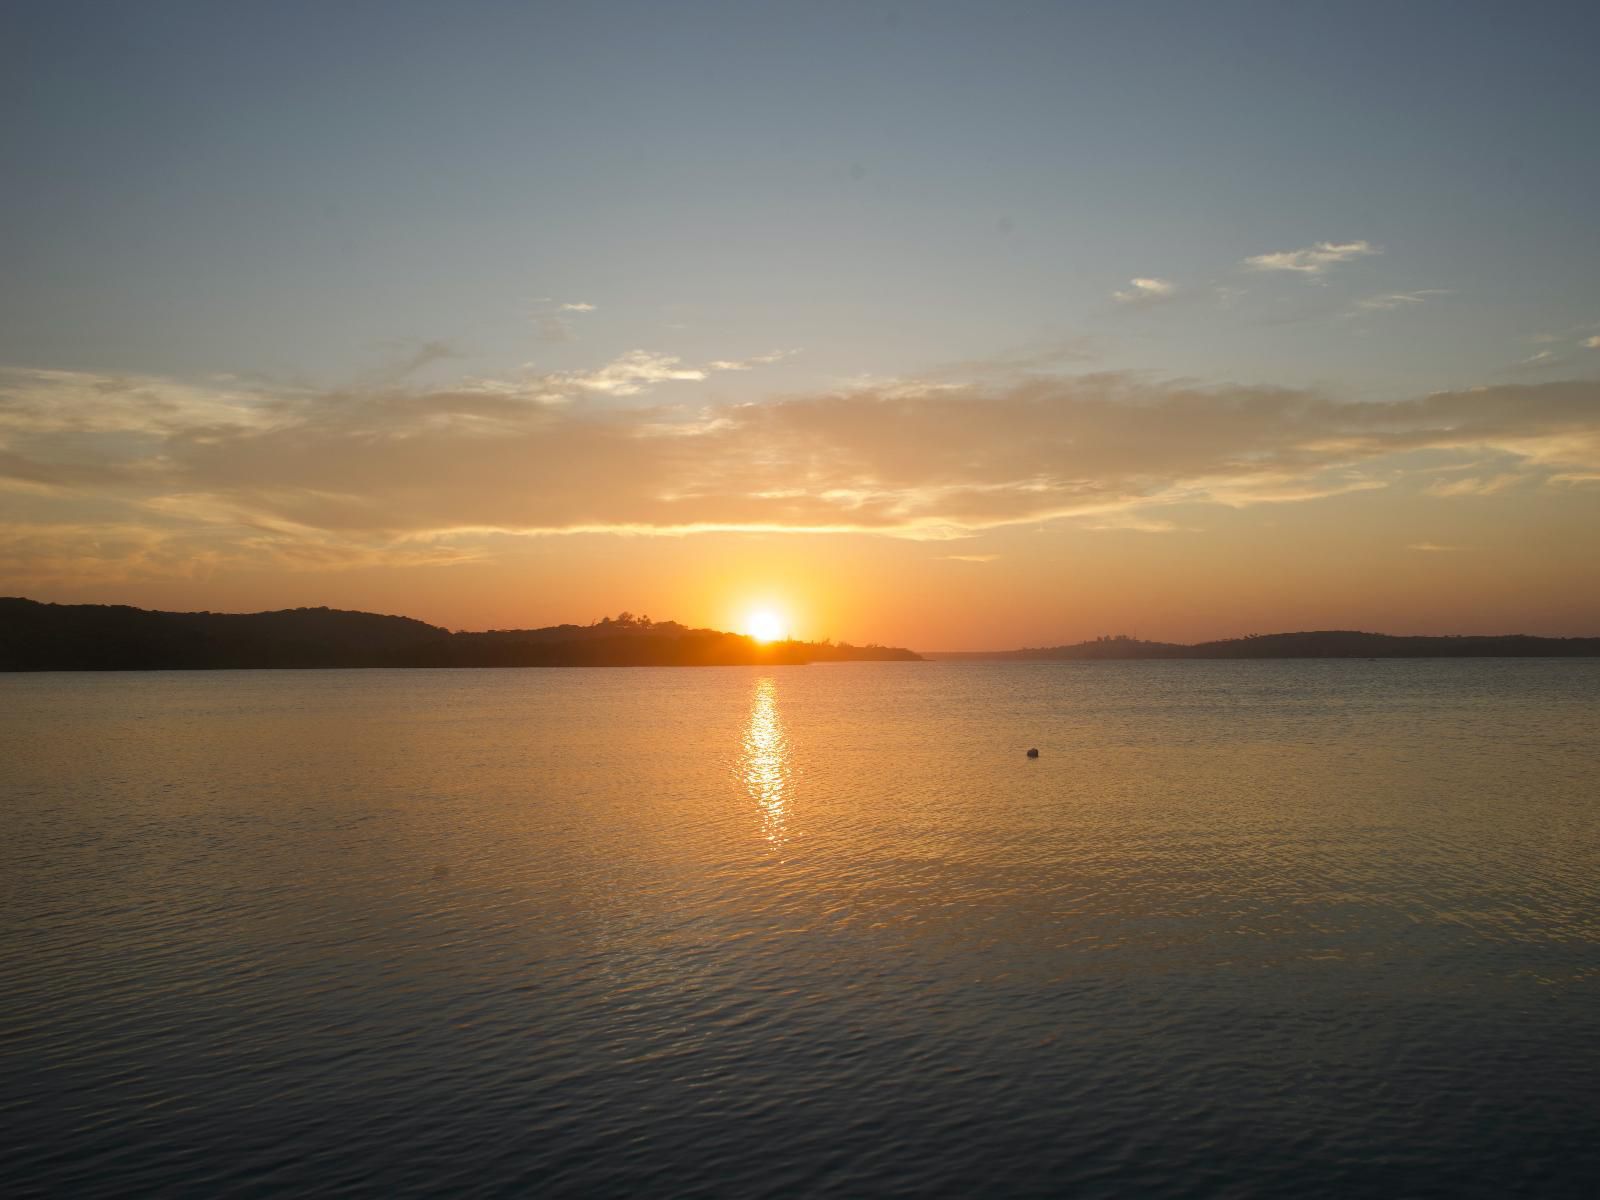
[1516,349,1568,371]
[534,316,576,342]
[0,366,287,440]
[492,348,795,399]
[0,517,479,586]
[563,350,707,395]
[1353,290,1452,312]
[530,299,598,341]
[1509,326,1600,363]
[1409,542,1464,552]
[1112,277,1177,305]
[1244,240,1379,277]
[1424,473,1522,497]
[1072,514,1185,533]
[940,554,999,563]
[932,336,1098,380]
[356,339,463,385]
[706,350,798,372]
[3,362,1599,585]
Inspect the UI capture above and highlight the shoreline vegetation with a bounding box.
[0,598,920,671]
[2,599,1597,671]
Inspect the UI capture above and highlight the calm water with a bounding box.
[2,661,1597,1198]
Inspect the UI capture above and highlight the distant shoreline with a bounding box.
[0,597,920,671]
[924,630,1600,661]
[5,597,1598,671]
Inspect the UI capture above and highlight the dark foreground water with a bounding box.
[2,661,1597,1198]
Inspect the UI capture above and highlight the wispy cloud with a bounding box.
[940,553,999,563]
[1353,289,1451,312]
[1409,542,1465,552]
[1518,327,1600,359]
[1425,473,1522,497]
[933,336,1098,379]
[1244,240,1379,277]
[1072,514,1185,533]
[3,363,1598,584]
[1112,277,1177,305]
[1517,349,1566,370]
[705,349,798,372]
[564,351,707,395]
[530,298,599,341]
[467,347,790,399]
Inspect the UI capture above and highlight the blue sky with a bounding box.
[6,0,1597,396]
[2,1,1598,644]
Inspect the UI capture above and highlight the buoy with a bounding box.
[1026,747,1039,758]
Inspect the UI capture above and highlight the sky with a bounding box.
[2,0,1598,649]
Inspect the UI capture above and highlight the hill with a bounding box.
[928,630,1600,660]
[0,599,921,671]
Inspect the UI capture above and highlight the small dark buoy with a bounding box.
[1026,747,1039,758]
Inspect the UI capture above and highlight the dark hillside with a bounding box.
[930,629,1600,661]
[0,599,449,670]
[0,599,920,670]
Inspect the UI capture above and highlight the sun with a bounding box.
[746,609,788,643]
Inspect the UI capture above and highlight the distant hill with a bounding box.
[0,599,921,671]
[928,630,1600,660]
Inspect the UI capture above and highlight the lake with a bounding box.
[2,661,1597,1198]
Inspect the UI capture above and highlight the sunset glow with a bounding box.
[745,610,788,644]
[0,4,1596,652]
[7,7,1600,1198]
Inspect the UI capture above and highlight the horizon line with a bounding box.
[7,595,1598,656]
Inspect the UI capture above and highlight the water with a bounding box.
[2,661,1597,1198]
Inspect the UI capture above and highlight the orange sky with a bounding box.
[7,381,1596,650]
[4,7,1600,648]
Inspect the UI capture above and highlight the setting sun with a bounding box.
[745,609,788,643]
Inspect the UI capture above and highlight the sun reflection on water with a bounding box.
[742,676,792,844]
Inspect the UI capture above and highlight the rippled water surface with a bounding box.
[3,661,1598,1198]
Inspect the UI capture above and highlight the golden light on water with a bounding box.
[741,676,791,844]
